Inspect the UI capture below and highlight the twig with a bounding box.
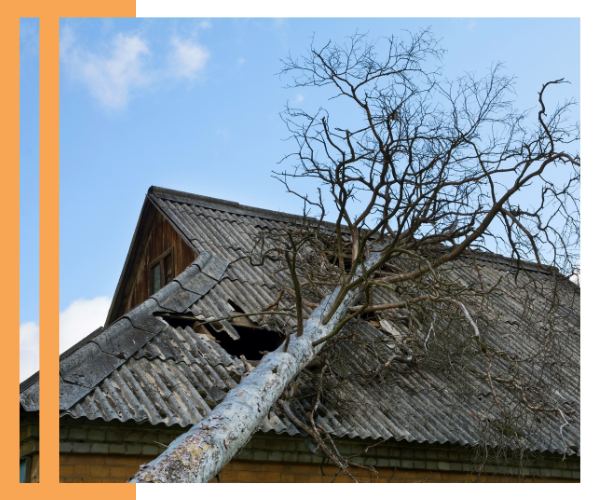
[557,409,570,460]
[424,312,437,353]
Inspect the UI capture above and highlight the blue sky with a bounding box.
[20,18,40,381]
[20,17,580,380]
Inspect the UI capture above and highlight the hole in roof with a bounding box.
[155,312,197,330]
[154,312,220,343]
[205,323,285,361]
[157,302,286,361]
[327,252,353,272]
[220,300,286,359]
[227,300,245,314]
[359,309,380,328]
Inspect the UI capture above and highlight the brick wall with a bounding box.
[216,460,577,483]
[60,454,151,483]
[20,413,39,482]
[59,455,577,483]
[55,418,580,483]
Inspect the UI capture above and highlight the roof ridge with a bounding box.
[148,185,336,228]
[149,185,560,276]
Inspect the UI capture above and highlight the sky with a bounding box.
[20,18,40,381]
[19,17,580,381]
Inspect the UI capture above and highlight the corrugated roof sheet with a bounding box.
[20,186,579,456]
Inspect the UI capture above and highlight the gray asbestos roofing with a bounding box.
[20,186,580,456]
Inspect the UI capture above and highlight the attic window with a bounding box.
[150,249,174,295]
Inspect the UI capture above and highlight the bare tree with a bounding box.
[130,30,579,483]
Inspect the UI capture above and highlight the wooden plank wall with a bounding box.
[122,205,197,315]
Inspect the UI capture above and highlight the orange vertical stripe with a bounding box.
[39,13,60,485]
[4,10,20,491]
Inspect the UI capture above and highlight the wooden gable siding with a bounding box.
[109,201,197,322]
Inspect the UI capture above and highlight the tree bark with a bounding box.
[128,257,376,483]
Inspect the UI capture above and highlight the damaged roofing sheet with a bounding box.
[20,186,580,456]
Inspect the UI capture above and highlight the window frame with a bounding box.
[148,247,175,296]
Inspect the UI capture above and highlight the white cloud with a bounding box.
[237,57,246,66]
[295,94,305,104]
[61,28,211,109]
[452,17,477,31]
[20,322,39,382]
[199,19,211,29]
[19,296,113,382]
[62,32,151,109]
[59,24,75,60]
[60,296,111,354]
[169,37,210,80]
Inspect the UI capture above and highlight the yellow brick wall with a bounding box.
[59,454,577,483]
[215,459,576,483]
[60,453,151,483]
[20,416,39,482]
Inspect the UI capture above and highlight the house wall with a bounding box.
[57,418,580,483]
[214,459,576,483]
[20,412,39,483]
[60,454,149,483]
[58,454,578,483]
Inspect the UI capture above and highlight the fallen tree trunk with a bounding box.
[129,261,375,483]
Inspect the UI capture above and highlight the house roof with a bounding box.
[20,186,580,456]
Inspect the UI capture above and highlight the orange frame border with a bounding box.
[3,1,136,495]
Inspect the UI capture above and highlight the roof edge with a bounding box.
[148,185,341,230]
[19,371,40,394]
